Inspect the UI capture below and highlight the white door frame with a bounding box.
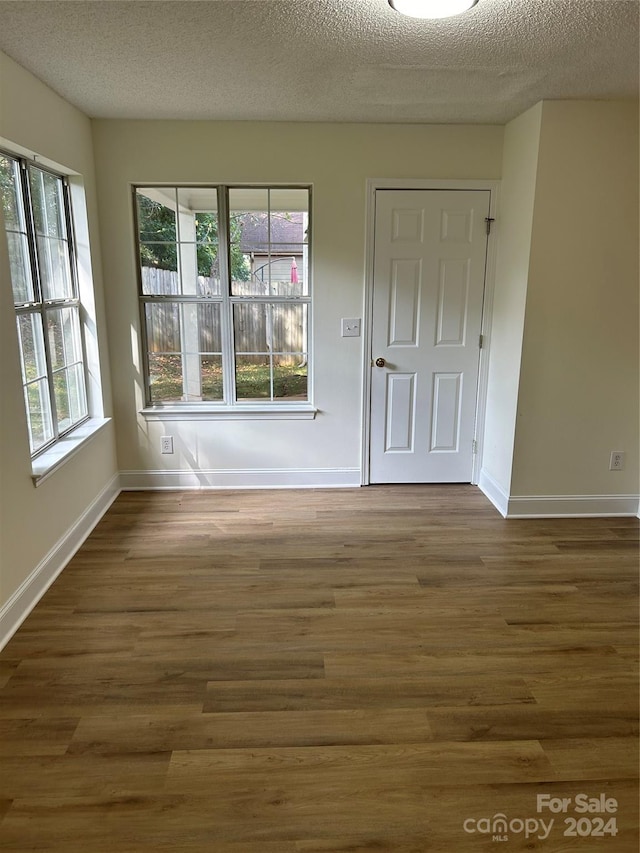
[361,178,500,486]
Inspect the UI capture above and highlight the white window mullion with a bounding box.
[217,186,237,404]
[38,170,55,295]
[267,188,273,297]
[19,161,41,304]
[26,167,61,441]
[42,303,64,439]
[177,190,203,402]
[269,352,275,401]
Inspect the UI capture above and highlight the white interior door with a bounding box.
[369,189,490,484]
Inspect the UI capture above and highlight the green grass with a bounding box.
[149,355,307,402]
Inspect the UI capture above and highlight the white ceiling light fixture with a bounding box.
[389,0,479,19]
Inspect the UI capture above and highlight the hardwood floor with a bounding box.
[0,485,638,851]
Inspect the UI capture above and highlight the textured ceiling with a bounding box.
[0,0,637,124]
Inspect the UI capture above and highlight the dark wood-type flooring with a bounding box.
[0,485,638,851]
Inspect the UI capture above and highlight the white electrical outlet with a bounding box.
[609,451,625,471]
[161,435,174,454]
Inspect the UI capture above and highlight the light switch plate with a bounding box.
[341,318,361,337]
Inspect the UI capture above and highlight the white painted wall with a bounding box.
[512,100,639,499]
[0,52,118,615]
[91,120,504,487]
[481,103,543,500]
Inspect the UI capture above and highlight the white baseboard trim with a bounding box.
[119,467,362,490]
[478,469,509,517]
[478,470,639,518]
[506,493,640,519]
[0,473,121,651]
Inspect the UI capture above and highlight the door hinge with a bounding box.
[479,334,484,349]
[472,439,478,455]
[485,217,495,235]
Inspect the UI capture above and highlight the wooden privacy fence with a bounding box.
[142,267,306,363]
[142,267,223,298]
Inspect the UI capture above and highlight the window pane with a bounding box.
[236,247,306,297]
[233,303,308,402]
[1,156,36,304]
[137,188,179,294]
[197,303,222,353]
[233,302,269,353]
[229,188,269,216]
[47,306,82,371]
[177,187,218,235]
[197,270,222,297]
[36,235,73,301]
[229,189,268,297]
[145,300,181,402]
[194,211,218,245]
[28,167,66,239]
[0,154,22,229]
[180,188,218,246]
[145,302,181,353]
[195,235,222,296]
[139,245,179,294]
[234,303,308,361]
[179,303,203,401]
[201,356,223,401]
[269,190,308,242]
[269,199,308,297]
[270,189,308,298]
[46,307,87,432]
[24,378,54,453]
[269,189,309,213]
[232,215,269,295]
[229,187,309,296]
[231,251,263,296]
[53,369,71,433]
[235,355,271,400]
[273,355,308,400]
[267,252,307,297]
[17,312,47,384]
[173,188,222,296]
[137,188,177,242]
[7,232,34,304]
[53,363,87,433]
[66,362,88,425]
[148,353,183,403]
[144,301,224,403]
[26,167,74,300]
[272,303,307,352]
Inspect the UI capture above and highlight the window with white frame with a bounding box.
[1,153,89,455]
[134,186,310,406]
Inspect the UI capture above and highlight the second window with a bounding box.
[135,185,310,406]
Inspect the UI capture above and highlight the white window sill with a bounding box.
[140,404,317,421]
[31,418,111,486]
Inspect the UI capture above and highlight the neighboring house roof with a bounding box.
[238,213,305,255]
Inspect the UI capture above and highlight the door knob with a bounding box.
[375,357,386,368]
